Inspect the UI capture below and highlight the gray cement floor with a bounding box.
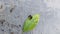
[0,0,60,34]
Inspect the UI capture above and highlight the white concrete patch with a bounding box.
[44,0,60,9]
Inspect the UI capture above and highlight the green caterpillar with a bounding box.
[22,14,40,34]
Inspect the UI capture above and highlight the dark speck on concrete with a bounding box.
[10,8,14,13]
[28,15,32,20]
[0,5,3,9]
[0,19,5,25]
[11,32,14,34]
[19,25,21,27]
[1,29,4,31]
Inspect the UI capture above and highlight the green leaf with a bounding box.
[22,14,40,32]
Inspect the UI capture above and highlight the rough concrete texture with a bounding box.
[0,0,60,34]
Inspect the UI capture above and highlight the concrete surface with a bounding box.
[0,0,60,34]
